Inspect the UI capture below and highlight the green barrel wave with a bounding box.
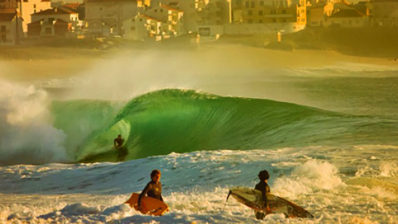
[50,89,398,163]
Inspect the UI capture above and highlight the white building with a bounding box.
[368,0,398,27]
[84,0,139,37]
[21,0,52,34]
[0,0,51,35]
[123,13,162,40]
[0,9,23,45]
[28,7,82,37]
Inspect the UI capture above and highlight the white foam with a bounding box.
[0,80,68,164]
[273,160,343,198]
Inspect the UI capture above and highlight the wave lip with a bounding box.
[66,89,398,163]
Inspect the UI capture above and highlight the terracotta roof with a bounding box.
[33,7,77,15]
[139,14,162,22]
[0,11,16,22]
[331,9,365,18]
[160,4,183,12]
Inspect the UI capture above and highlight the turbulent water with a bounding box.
[1,49,398,223]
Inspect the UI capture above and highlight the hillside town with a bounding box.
[0,0,397,45]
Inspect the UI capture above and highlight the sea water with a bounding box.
[1,48,398,223]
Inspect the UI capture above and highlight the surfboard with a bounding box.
[125,193,169,216]
[227,187,313,218]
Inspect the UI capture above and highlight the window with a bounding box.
[248,10,252,15]
[251,1,254,8]
[259,19,263,23]
[1,25,6,32]
[259,10,263,15]
[260,1,264,6]
[248,19,252,23]
[245,1,249,8]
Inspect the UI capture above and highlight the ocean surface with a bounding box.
[1,48,398,223]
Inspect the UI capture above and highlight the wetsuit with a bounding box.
[255,181,270,219]
[114,137,124,148]
[138,181,163,206]
[114,137,127,161]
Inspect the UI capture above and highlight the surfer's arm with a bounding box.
[138,183,150,206]
[262,190,268,207]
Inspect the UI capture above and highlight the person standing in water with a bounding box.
[255,169,271,220]
[114,134,127,161]
[138,169,166,210]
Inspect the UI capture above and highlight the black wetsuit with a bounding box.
[255,181,270,219]
[114,137,127,161]
[114,137,124,148]
[138,181,163,206]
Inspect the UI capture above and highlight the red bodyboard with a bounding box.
[125,193,169,216]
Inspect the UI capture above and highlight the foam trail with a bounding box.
[0,80,67,165]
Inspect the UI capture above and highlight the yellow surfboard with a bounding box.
[125,193,169,216]
[227,187,313,218]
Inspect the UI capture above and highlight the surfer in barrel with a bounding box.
[255,169,271,219]
[114,134,127,161]
[138,169,165,211]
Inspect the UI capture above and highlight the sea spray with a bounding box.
[272,160,343,199]
[0,80,67,165]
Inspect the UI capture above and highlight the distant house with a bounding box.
[368,0,398,27]
[28,7,81,37]
[84,0,140,37]
[123,13,162,40]
[144,3,184,38]
[326,8,369,27]
[225,0,306,35]
[21,0,52,34]
[150,0,205,33]
[0,9,23,45]
[307,1,335,27]
[197,0,230,26]
[0,0,51,35]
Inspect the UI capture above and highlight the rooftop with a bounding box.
[32,7,77,16]
[0,11,16,22]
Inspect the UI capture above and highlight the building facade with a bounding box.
[0,9,22,44]
[84,0,139,37]
[28,7,81,37]
[368,0,398,27]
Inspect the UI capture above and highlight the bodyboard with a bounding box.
[125,193,168,216]
[228,187,313,218]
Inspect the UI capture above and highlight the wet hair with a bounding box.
[151,169,161,178]
[258,170,269,181]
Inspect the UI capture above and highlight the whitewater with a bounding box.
[1,46,398,223]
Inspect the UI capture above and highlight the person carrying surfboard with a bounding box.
[255,169,271,220]
[137,169,164,210]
